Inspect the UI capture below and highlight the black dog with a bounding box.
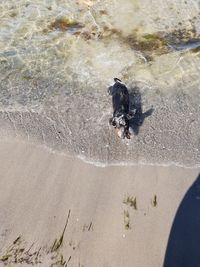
[108,78,133,139]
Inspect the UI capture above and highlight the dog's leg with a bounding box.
[107,86,113,95]
[126,130,131,139]
[125,119,131,139]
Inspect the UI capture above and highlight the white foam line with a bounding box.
[0,135,199,170]
[77,154,200,169]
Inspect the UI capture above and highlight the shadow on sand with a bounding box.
[163,173,200,267]
[129,87,154,135]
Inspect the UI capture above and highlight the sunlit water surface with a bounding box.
[0,0,200,166]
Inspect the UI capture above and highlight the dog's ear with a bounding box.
[107,86,113,95]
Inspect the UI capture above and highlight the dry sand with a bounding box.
[0,139,199,267]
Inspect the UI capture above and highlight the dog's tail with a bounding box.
[114,77,122,83]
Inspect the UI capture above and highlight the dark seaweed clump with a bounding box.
[49,17,84,32]
[45,13,200,59]
[125,33,169,54]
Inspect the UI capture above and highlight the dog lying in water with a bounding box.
[108,78,133,139]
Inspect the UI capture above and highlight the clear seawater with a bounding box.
[0,0,200,167]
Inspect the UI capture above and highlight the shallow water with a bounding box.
[0,0,200,167]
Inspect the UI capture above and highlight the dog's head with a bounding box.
[110,114,130,139]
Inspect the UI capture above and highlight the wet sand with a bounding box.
[0,139,199,266]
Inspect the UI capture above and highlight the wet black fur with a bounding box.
[108,78,131,139]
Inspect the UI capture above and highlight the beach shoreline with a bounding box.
[0,139,199,266]
[1,0,200,265]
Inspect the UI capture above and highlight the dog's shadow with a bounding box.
[129,87,154,135]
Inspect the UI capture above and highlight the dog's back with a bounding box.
[109,78,129,116]
[108,78,131,139]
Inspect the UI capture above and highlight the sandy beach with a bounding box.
[1,0,200,266]
[0,139,199,267]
